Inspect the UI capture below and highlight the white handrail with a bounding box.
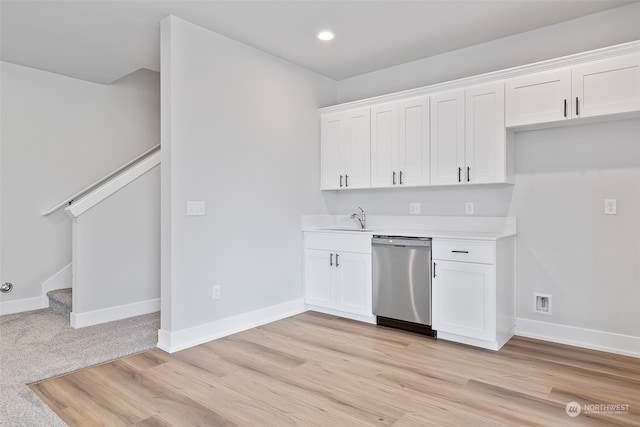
[42,143,161,216]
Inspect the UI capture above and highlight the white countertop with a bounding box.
[304,227,515,241]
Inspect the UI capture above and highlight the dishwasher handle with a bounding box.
[372,236,431,247]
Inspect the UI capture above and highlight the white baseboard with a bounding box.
[157,299,307,353]
[0,296,45,315]
[305,305,377,325]
[70,298,160,328]
[516,318,640,358]
[41,263,72,307]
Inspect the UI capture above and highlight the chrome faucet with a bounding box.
[350,207,366,229]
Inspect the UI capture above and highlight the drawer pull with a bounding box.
[451,250,469,254]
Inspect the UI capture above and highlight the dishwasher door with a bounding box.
[372,236,432,326]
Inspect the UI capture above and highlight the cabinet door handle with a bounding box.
[335,253,340,267]
[329,253,333,266]
[576,97,579,116]
[345,175,349,187]
[564,99,567,118]
[399,171,403,185]
[451,250,469,254]
[433,262,436,278]
[339,175,343,188]
[467,166,470,182]
[392,171,396,185]
[458,167,462,183]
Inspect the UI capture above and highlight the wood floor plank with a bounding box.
[30,311,640,426]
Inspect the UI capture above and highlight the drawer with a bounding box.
[304,232,372,254]
[433,239,495,264]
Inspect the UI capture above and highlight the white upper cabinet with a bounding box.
[572,54,640,118]
[430,90,465,186]
[506,53,640,127]
[371,97,429,188]
[321,108,371,190]
[505,68,571,127]
[431,82,509,186]
[466,83,507,184]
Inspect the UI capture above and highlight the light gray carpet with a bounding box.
[0,308,160,426]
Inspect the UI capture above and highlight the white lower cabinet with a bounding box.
[432,237,515,350]
[304,232,372,319]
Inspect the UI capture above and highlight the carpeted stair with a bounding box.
[47,288,72,315]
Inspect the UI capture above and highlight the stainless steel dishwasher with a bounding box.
[372,235,435,336]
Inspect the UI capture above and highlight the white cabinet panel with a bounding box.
[572,54,640,118]
[431,83,509,186]
[505,68,571,127]
[466,82,506,184]
[304,232,372,318]
[432,237,515,350]
[432,260,495,342]
[398,97,430,187]
[320,114,343,190]
[371,103,398,187]
[430,90,465,185]
[371,97,429,188]
[304,249,334,308]
[320,108,370,190]
[334,252,371,316]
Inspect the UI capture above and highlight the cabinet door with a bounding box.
[430,90,465,185]
[320,113,343,190]
[465,82,506,184]
[505,68,571,127]
[304,249,334,308]
[432,260,495,341]
[334,252,372,316]
[371,103,398,188]
[398,97,430,187]
[572,54,640,118]
[342,108,371,189]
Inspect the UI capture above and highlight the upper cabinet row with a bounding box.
[321,81,511,190]
[506,53,640,127]
[320,52,640,191]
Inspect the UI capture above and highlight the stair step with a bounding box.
[47,288,72,315]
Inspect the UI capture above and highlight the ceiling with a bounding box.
[0,0,636,84]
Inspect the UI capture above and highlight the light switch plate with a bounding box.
[187,201,206,216]
[604,199,617,215]
[409,203,421,214]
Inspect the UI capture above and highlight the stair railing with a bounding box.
[42,143,161,216]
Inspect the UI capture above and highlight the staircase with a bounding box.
[47,288,72,315]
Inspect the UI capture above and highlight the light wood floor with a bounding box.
[31,311,639,426]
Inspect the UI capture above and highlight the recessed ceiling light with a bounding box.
[317,31,335,41]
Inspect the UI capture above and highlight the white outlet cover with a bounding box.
[409,203,421,214]
[604,199,617,215]
[465,202,474,215]
[187,201,206,216]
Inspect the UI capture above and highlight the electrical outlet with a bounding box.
[604,199,617,215]
[409,202,421,214]
[534,293,552,315]
[187,201,206,216]
[212,285,221,300]
[465,202,474,215]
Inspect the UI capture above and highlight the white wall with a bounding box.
[160,16,336,338]
[337,3,640,103]
[72,165,160,326]
[326,3,640,349]
[0,62,160,312]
